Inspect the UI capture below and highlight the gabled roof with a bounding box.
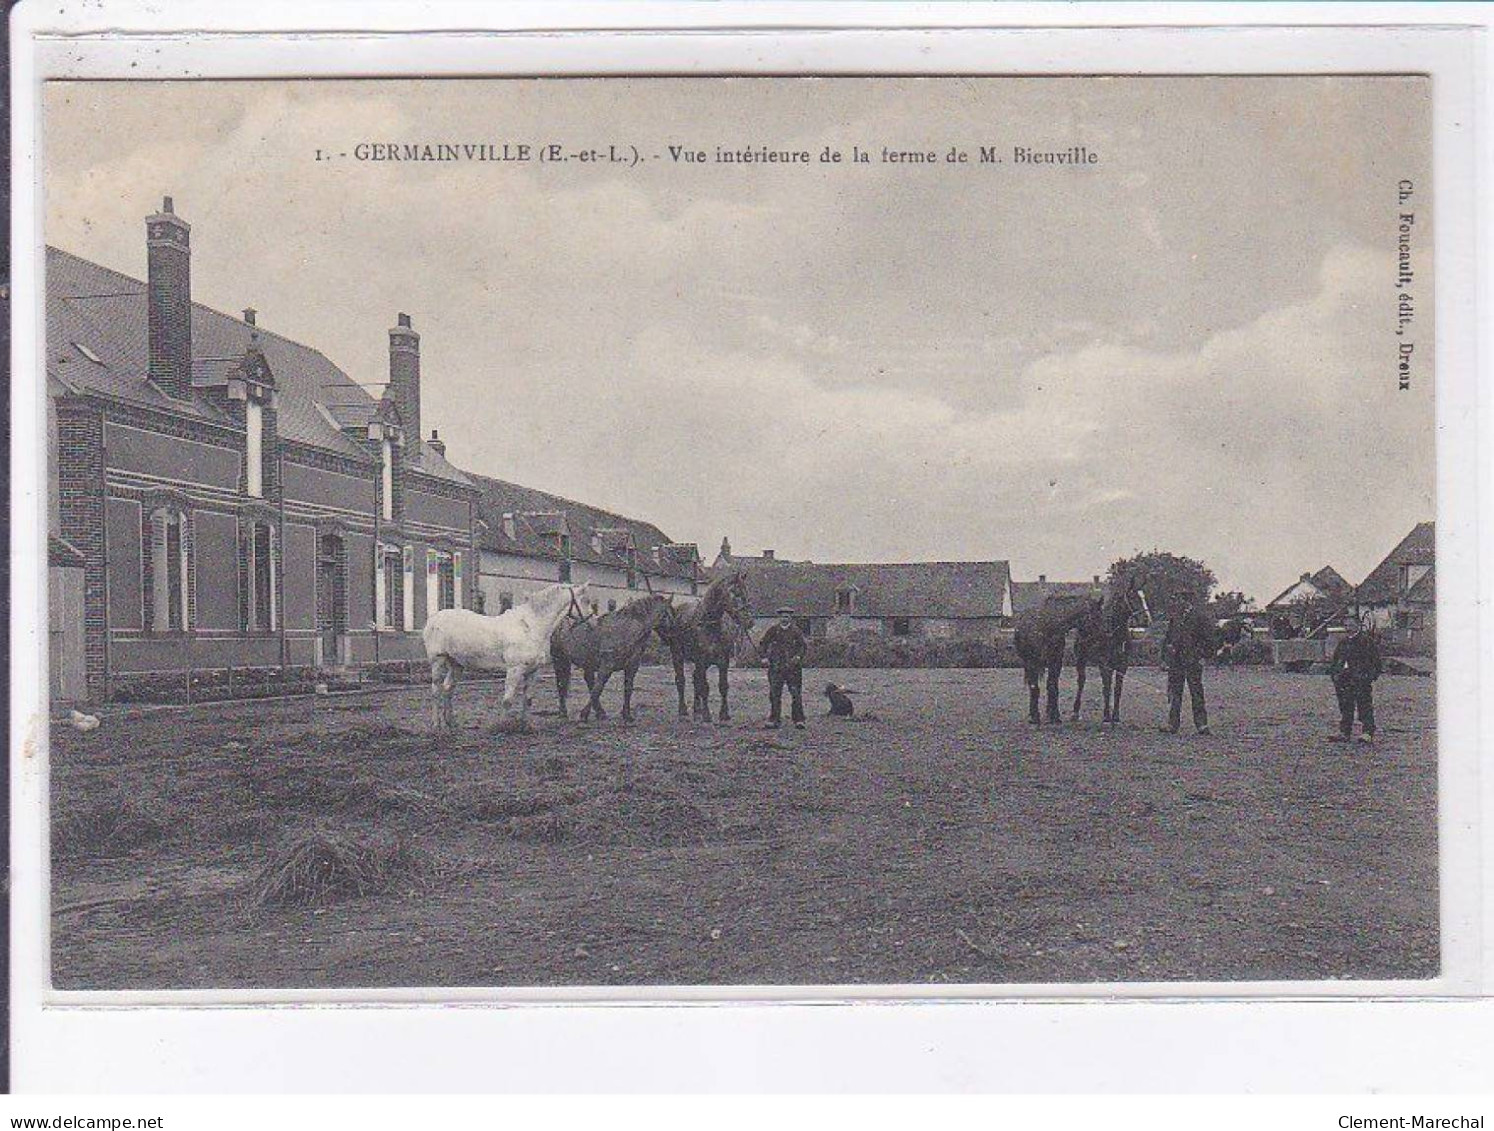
[1356,522,1436,605]
[725,555,1012,619]
[1009,578,1102,617]
[47,246,374,461]
[470,473,694,579]
[1265,565,1355,611]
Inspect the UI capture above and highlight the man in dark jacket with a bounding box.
[1328,615,1383,743]
[758,607,807,729]
[1159,589,1215,736]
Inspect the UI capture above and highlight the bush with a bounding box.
[798,629,1021,669]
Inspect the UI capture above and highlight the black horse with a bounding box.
[551,593,676,723]
[1072,569,1151,724]
[1014,591,1100,725]
[658,570,753,722]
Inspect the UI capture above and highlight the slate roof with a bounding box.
[723,554,1012,619]
[1009,578,1103,617]
[47,246,374,461]
[1355,522,1436,605]
[470,473,696,580]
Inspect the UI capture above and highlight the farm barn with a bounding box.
[714,539,1013,641]
[47,198,691,703]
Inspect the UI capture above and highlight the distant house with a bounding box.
[714,539,1013,641]
[1355,522,1435,655]
[473,476,700,615]
[1263,566,1354,637]
[1008,574,1105,618]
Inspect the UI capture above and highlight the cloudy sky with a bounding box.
[44,77,1433,600]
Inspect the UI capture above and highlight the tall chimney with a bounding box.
[389,312,421,451]
[762,549,775,561]
[1038,574,1047,583]
[146,196,192,400]
[427,429,445,457]
[242,307,256,326]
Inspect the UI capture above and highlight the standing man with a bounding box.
[1328,614,1383,744]
[758,606,807,729]
[1159,588,1215,736]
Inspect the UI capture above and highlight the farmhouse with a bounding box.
[47,197,693,702]
[1263,566,1354,637]
[1355,521,1435,655]
[1008,575,1105,617]
[714,539,1013,641]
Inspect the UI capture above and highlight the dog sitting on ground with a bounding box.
[824,682,857,717]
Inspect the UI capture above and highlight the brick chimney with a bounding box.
[762,549,775,560]
[427,429,445,457]
[389,312,421,452]
[146,196,192,400]
[242,307,256,326]
[1038,574,1047,583]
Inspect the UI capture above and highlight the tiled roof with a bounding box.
[47,246,374,461]
[724,555,1012,619]
[470,473,695,580]
[1009,578,1102,617]
[406,440,476,488]
[1356,522,1436,605]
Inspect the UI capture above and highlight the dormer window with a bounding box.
[836,586,857,613]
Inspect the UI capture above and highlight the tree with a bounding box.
[1208,590,1254,618]
[1106,550,1217,611]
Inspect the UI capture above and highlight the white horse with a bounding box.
[423,582,590,733]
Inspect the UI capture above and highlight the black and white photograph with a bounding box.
[40,74,1440,994]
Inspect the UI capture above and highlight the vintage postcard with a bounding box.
[40,74,1439,995]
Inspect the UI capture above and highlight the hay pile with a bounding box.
[249,830,417,908]
[54,800,167,859]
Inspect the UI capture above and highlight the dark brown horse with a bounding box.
[658,570,753,722]
[551,594,675,723]
[1014,592,1099,725]
[1073,569,1151,724]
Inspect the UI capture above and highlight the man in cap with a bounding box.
[757,607,808,729]
[1328,614,1383,744]
[1159,587,1215,736]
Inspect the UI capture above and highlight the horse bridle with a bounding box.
[566,588,594,624]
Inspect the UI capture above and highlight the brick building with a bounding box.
[49,198,482,700]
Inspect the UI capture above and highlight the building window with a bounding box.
[377,546,405,630]
[608,599,618,612]
[146,506,189,632]
[626,566,638,589]
[245,398,264,498]
[836,587,856,612]
[438,554,456,611]
[891,617,912,637]
[499,591,514,613]
[559,559,572,583]
[380,438,394,522]
[245,520,275,632]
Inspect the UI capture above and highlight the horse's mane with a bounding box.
[612,594,668,622]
